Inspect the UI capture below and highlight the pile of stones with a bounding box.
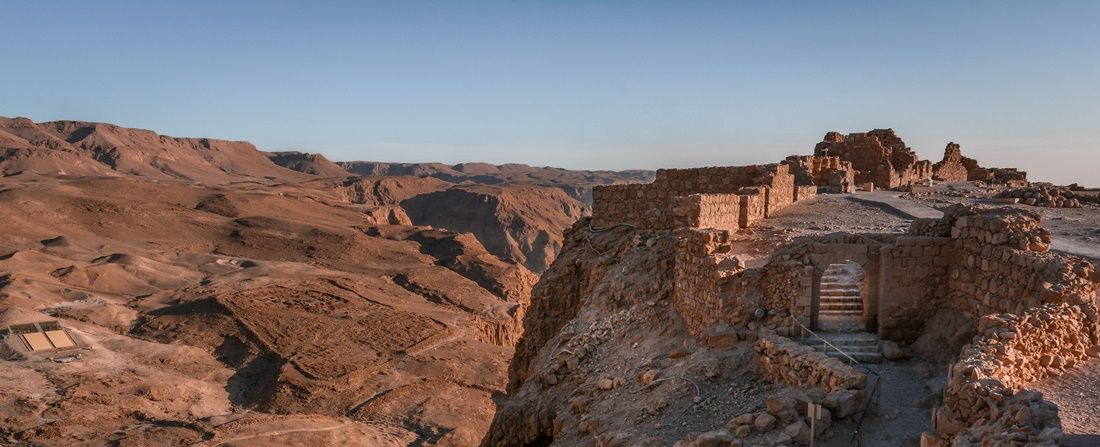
[995,185,1086,208]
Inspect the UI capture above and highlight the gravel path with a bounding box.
[1031,357,1100,445]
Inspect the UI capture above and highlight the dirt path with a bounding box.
[1031,357,1100,446]
[821,359,939,446]
[210,422,351,446]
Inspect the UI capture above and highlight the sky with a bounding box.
[2,1,1098,184]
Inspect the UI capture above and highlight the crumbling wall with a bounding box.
[814,129,932,189]
[995,184,1086,208]
[928,303,1100,445]
[794,185,817,202]
[877,237,952,340]
[753,333,868,393]
[970,167,1028,186]
[944,205,1097,318]
[591,164,796,231]
[932,142,970,182]
[673,228,740,336]
[783,155,855,193]
[738,187,767,228]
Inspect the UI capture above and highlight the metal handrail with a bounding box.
[786,315,881,447]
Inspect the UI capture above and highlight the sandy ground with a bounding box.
[1032,357,1100,445]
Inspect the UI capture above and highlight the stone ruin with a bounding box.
[933,141,1030,186]
[995,183,1096,208]
[580,129,1094,446]
[659,202,1098,446]
[813,129,933,189]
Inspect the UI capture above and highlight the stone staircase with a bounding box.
[803,332,882,363]
[816,271,864,332]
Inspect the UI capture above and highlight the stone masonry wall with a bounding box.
[944,205,1098,318]
[739,187,767,228]
[674,228,740,336]
[754,333,868,393]
[928,303,1100,446]
[794,185,817,202]
[591,183,665,228]
[783,155,855,193]
[932,142,971,182]
[814,129,933,189]
[690,194,742,232]
[592,163,797,231]
[877,237,952,340]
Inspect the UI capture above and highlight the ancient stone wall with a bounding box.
[590,183,665,229]
[928,303,1100,445]
[814,129,933,189]
[592,164,796,230]
[783,155,855,193]
[673,228,740,336]
[794,185,818,202]
[738,187,767,228]
[970,167,1028,186]
[688,194,742,232]
[877,237,952,340]
[753,333,868,393]
[943,205,1097,318]
[932,142,970,182]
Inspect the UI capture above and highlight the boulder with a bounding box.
[882,340,908,360]
[695,430,738,447]
[822,389,863,419]
[753,413,777,432]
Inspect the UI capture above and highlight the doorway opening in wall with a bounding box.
[816,261,864,332]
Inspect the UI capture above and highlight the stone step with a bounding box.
[805,334,880,347]
[824,350,882,363]
[819,281,861,290]
[802,331,883,363]
[819,309,862,316]
[820,276,862,283]
[819,295,862,302]
[819,292,862,300]
[805,340,879,351]
[819,302,863,311]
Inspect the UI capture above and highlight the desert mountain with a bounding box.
[0,174,535,445]
[266,151,350,177]
[0,117,309,183]
[338,161,654,203]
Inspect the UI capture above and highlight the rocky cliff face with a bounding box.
[339,161,654,204]
[266,150,350,177]
[402,184,584,273]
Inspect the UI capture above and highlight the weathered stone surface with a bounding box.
[881,340,907,360]
[814,129,932,189]
[822,389,864,419]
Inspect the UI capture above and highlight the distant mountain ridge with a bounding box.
[337,161,654,203]
[0,117,307,183]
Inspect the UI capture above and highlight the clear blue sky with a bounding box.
[2,1,1098,184]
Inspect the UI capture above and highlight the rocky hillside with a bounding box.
[339,161,654,203]
[266,151,349,177]
[401,184,583,272]
[0,117,308,183]
[0,174,535,445]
